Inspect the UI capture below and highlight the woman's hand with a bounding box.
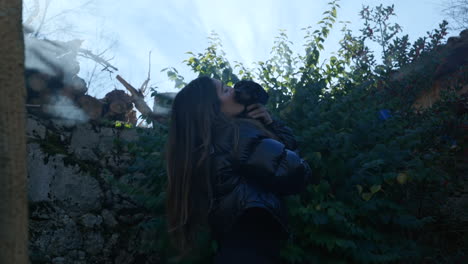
[246,103,273,125]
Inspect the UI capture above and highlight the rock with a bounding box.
[98,127,118,154]
[49,164,103,215]
[70,124,100,160]
[27,143,54,202]
[45,215,83,256]
[28,143,104,213]
[117,215,133,224]
[65,250,87,263]
[101,209,118,228]
[27,112,156,263]
[27,115,47,139]
[113,199,137,211]
[79,213,103,229]
[30,202,55,220]
[132,213,145,223]
[109,233,119,245]
[83,232,104,256]
[52,257,66,264]
[119,129,139,144]
[104,190,114,206]
[77,250,86,260]
[115,251,134,264]
[103,233,120,256]
[29,248,51,263]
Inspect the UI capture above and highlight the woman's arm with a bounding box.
[245,104,297,150]
[265,118,298,151]
[235,123,313,195]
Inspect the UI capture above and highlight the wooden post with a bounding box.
[0,0,29,263]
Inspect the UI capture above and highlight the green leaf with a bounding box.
[370,184,381,194]
[356,184,363,194]
[362,159,385,169]
[361,192,373,201]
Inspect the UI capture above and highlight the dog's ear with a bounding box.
[250,82,269,105]
[233,80,269,105]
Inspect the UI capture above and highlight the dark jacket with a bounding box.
[208,118,313,240]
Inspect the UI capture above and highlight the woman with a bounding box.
[166,76,313,263]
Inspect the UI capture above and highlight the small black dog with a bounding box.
[233,80,269,106]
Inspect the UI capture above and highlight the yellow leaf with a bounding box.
[397,173,408,185]
[315,204,321,211]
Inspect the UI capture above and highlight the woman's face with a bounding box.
[213,79,244,117]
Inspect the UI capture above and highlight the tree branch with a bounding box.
[115,75,167,123]
[78,48,118,72]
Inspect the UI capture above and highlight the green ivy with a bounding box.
[122,1,466,263]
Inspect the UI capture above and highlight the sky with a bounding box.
[23,0,455,99]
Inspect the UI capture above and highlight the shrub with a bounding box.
[125,1,466,263]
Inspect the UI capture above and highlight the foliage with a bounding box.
[124,1,466,263]
[118,126,215,264]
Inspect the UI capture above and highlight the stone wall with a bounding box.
[26,114,159,264]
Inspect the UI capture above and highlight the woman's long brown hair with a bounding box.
[165,76,227,256]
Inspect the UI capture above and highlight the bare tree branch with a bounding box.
[442,0,468,30]
[43,0,95,25]
[86,62,99,90]
[24,0,97,38]
[24,0,41,26]
[78,48,118,72]
[34,0,51,37]
[116,75,167,123]
[139,51,152,96]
